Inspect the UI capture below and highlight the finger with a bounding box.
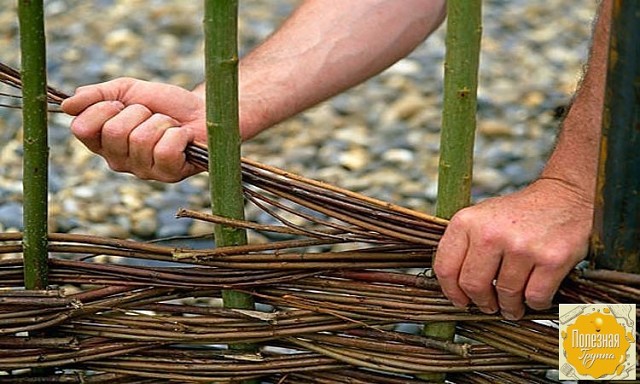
[494,255,534,320]
[434,220,471,307]
[152,127,198,182]
[458,238,502,314]
[101,104,153,160]
[128,114,180,176]
[525,263,572,311]
[70,100,124,153]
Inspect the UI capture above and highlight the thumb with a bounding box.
[60,78,138,116]
[61,78,202,122]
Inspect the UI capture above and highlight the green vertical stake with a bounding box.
[18,0,49,290]
[422,0,482,382]
[203,1,258,382]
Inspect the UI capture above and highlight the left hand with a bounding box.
[434,178,594,320]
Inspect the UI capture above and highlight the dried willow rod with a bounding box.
[0,62,66,103]
[456,322,557,366]
[580,267,640,286]
[1,226,430,268]
[300,332,470,360]
[277,369,453,384]
[451,370,558,384]
[286,337,545,374]
[254,288,557,323]
[0,372,147,384]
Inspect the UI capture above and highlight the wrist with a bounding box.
[539,111,600,203]
[533,174,595,208]
[238,91,275,141]
[190,83,272,142]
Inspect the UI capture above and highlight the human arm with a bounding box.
[62,0,446,182]
[197,0,446,140]
[433,0,612,320]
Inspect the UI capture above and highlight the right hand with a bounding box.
[61,78,207,182]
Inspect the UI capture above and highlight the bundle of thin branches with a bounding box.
[0,62,67,108]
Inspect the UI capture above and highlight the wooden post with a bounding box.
[19,0,49,290]
[422,0,482,381]
[591,0,640,274]
[203,0,258,378]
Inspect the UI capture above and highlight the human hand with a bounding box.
[434,178,594,320]
[61,78,207,182]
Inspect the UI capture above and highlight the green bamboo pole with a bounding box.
[422,0,482,381]
[591,0,640,274]
[18,0,49,290]
[203,0,257,369]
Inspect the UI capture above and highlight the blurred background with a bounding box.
[0,0,597,242]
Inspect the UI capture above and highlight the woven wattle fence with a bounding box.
[0,64,639,381]
[0,172,637,383]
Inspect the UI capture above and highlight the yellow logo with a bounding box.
[559,304,636,380]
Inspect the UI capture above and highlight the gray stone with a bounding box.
[157,208,191,238]
[0,202,22,229]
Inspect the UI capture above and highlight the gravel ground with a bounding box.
[0,0,598,241]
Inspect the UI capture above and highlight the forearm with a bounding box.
[194,0,445,140]
[540,0,612,200]
[435,1,612,318]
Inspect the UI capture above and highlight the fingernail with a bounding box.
[110,101,125,110]
[479,306,498,314]
[502,311,517,320]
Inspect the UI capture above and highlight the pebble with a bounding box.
[71,223,130,239]
[131,207,158,238]
[0,0,597,241]
[386,59,423,77]
[381,92,429,124]
[188,217,214,238]
[381,148,415,165]
[473,168,511,194]
[338,146,370,171]
[478,119,513,138]
[0,202,23,230]
[156,208,192,239]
